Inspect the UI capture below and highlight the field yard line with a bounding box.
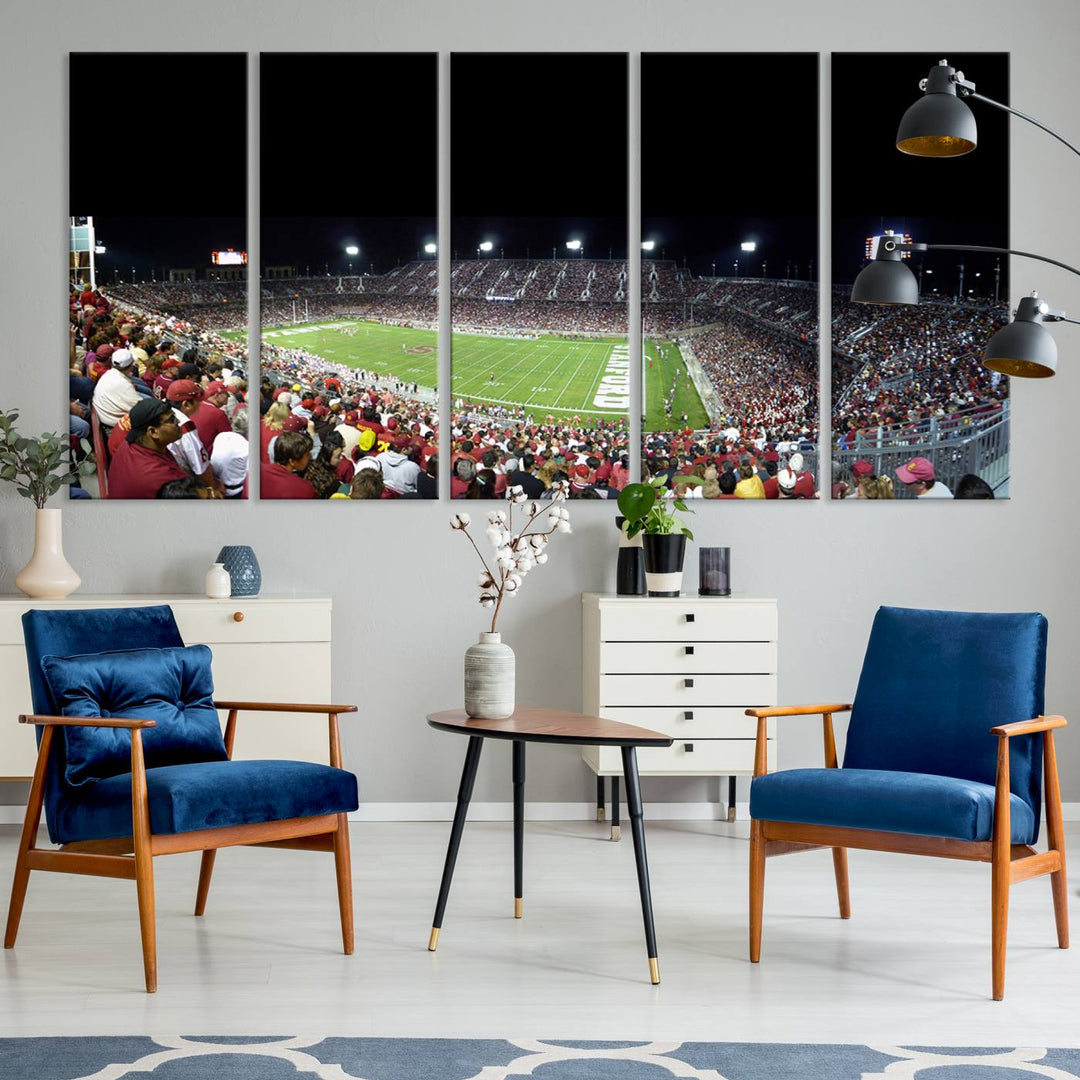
[551,343,601,409]
[451,335,524,381]
[578,341,619,412]
[457,395,621,416]
[498,344,577,403]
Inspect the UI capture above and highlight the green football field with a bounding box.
[643,338,709,431]
[233,319,632,423]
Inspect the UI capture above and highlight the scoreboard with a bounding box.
[210,248,247,265]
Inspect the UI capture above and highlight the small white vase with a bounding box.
[15,508,81,599]
[204,562,231,599]
[464,631,515,719]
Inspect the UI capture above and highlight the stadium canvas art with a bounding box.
[450,52,630,500]
[258,53,438,500]
[69,53,249,500]
[641,53,820,501]
[831,52,1011,500]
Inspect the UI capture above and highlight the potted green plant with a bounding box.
[617,479,694,597]
[0,408,95,598]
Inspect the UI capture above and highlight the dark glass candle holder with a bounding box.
[699,547,731,596]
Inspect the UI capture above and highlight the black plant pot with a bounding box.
[641,534,687,597]
[615,515,646,596]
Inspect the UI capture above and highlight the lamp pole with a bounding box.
[957,259,964,303]
[994,258,1001,305]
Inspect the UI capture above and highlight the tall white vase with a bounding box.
[464,631,515,719]
[15,508,81,599]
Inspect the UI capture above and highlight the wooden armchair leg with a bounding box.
[194,850,217,916]
[991,737,1010,1001]
[131,732,157,993]
[749,819,765,962]
[832,848,851,919]
[1044,731,1070,950]
[5,726,52,950]
[333,813,354,955]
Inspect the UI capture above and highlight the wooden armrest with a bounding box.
[213,701,358,715]
[745,703,852,719]
[990,715,1067,738]
[19,713,156,729]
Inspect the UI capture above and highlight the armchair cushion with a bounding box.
[51,759,360,843]
[750,767,1037,844]
[41,645,228,787]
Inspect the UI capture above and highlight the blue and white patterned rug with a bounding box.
[2,1038,1079,1080]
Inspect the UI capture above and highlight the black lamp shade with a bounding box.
[982,320,1058,378]
[851,258,919,305]
[897,92,978,157]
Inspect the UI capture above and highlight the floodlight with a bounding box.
[424,243,437,254]
[479,241,493,252]
[641,240,655,252]
[740,242,756,252]
[566,240,582,251]
[345,245,359,256]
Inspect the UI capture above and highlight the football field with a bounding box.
[234,319,631,422]
[451,331,629,421]
[643,338,709,431]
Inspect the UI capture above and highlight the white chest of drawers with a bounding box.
[0,594,333,781]
[581,593,778,819]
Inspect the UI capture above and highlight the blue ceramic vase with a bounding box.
[216,545,262,597]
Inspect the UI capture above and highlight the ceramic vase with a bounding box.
[15,508,81,599]
[615,515,645,596]
[642,534,687,597]
[205,562,231,599]
[464,631,515,719]
[216,545,262,596]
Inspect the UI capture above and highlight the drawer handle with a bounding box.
[684,678,694,689]
[233,611,245,623]
[684,743,694,752]
[684,710,694,721]
[685,613,695,623]
[685,645,695,655]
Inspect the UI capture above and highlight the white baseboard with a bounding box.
[3,802,1080,826]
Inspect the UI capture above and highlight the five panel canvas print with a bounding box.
[66,51,1013,503]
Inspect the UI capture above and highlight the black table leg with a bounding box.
[621,745,660,984]
[513,739,525,918]
[610,775,621,841]
[596,774,605,822]
[728,775,737,822]
[429,735,484,950]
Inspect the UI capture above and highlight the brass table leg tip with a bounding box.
[648,957,660,984]
[596,808,606,822]
[727,807,737,823]
[610,826,621,842]
[514,898,523,919]
[428,927,440,951]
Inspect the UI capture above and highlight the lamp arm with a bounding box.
[914,243,1080,281]
[966,91,1080,161]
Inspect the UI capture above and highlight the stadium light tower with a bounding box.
[345,245,359,256]
[567,239,583,257]
[641,240,655,252]
[478,241,493,259]
[424,243,437,256]
[741,241,757,252]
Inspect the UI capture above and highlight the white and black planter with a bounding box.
[642,534,687,597]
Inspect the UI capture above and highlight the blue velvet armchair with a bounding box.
[4,605,360,992]
[747,606,1068,1000]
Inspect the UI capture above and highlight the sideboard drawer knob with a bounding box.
[233,611,245,623]
[685,645,695,655]
[684,711,694,721]
[684,743,694,753]
[685,613,695,623]
[684,678,694,689]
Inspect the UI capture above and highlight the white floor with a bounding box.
[1,819,1077,1046]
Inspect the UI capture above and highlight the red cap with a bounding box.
[895,456,935,484]
[161,358,182,371]
[282,414,307,432]
[204,380,228,398]
[851,459,874,479]
[165,379,201,402]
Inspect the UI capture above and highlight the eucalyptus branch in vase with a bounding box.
[450,481,572,633]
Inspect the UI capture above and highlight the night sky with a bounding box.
[832,52,1010,297]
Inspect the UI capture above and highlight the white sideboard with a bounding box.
[582,593,778,825]
[0,594,334,781]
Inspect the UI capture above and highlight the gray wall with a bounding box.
[2,0,1078,806]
